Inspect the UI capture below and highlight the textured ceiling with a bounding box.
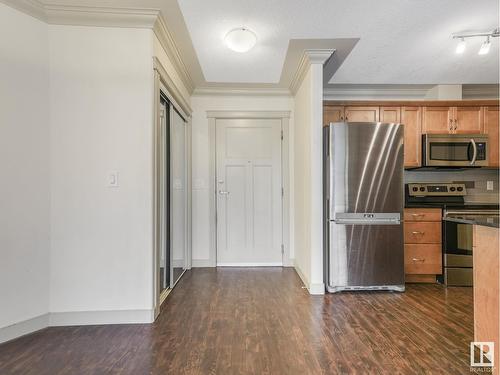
[178,0,499,84]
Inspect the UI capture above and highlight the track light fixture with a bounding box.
[452,28,499,55]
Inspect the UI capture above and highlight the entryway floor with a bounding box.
[0,268,473,374]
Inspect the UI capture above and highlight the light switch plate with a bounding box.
[487,180,494,191]
[108,171,119,187]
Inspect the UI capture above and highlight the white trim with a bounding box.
[208,111,292,268]
[217,263,283,267]
[207,110,291,119]
[462,84,500,99]
[0,0,46,21]
[153,57,192,118]
[323,85,433,101]
[290,49,335,94]
[191,259,213,268]
[0,309,155,344]
[309,283,326,295]
[193,87,291,97]
[0,314,49,344]
[294,263,310,289]
[153,15,195,94]
[49,310,154,326]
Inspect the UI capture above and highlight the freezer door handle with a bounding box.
[334,212,401,225]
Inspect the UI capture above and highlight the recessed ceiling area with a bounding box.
[178,0,499,85]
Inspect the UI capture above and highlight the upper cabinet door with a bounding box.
[380,107,401,123]
[323,106,344,126]
[401,107,422,168]
[454,106,484,134]
[484,106,499,168]
[344,106,379,122]
[422,107,453,134]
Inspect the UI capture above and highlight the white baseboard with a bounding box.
[191,259,214,267]
[217,262,283,267]
[49,309,154,326]
[309,283,326,295]
[0,313,49,344]
[0,309,154,344]
[293,263,310,289]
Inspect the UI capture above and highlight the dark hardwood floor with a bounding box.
[0,268,473,374]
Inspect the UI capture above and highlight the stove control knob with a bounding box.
[419,187,426,192]
[457,186,463,192]
[412,187,418,192]
[450,187,456,192]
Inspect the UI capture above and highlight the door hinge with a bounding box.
[281,187,284,197]
[160,109,165,118]
[281,130,284,140]
[281,244,284,254]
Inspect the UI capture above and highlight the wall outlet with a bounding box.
[487,180,494,191]
[108,171,119,187]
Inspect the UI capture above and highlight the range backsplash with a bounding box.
[404,169,500,204]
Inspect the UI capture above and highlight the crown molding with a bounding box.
[1,1,194,95]
[462,84,500,99]
[193,86,291,97]
[289,49,335,94]
[0,0,46,21]
[153,15,195,94]
[44,5,160,28]
[323,84,433,100]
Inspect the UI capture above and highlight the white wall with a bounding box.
[190,94,294,266]
[0,4,50,328]
[293,62,325,295]
[48,26,155,316]
[293,71,312,287]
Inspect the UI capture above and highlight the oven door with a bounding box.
[423,135,488,167]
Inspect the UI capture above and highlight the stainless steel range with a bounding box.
[406,182,499,286]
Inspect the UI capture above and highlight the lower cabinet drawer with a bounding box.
[405,244,442,274]
[404,222,442,243]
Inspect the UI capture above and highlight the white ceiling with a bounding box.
[178,0,499,85]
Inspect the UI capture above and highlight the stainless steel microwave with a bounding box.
[422,134,489,167]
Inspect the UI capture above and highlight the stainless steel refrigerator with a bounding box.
[324,122,405,293]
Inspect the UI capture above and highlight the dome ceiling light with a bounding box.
[224,28,257,53]
[452,28,499,55]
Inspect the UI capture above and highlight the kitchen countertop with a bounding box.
[444,213,500,228]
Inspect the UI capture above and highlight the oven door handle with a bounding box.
[469,138,477,165]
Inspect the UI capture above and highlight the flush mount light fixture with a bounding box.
[452,28,499,55]
[224,28,257,53]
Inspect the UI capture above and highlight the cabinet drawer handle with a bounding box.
[412,231,424,235]
[412,258,425,263]
[411,213,424,217]
[449,119,453,131]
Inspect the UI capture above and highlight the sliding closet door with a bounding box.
[170,108,187,286]
[159,97,170,295]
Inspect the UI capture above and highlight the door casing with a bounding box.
[207,111,292,268]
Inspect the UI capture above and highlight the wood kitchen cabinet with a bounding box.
[401,107,422,167]
[380,107,400,123]
[422,106,454,134]
[344,106,379,122]
[423,106,483,134]
[323,106,344,125]
[484,106,500,167]
[404,208,442,283]
[455,106,483,134]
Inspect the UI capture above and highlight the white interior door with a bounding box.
[216,118,282,266]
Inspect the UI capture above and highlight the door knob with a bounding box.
[219,190,230,195]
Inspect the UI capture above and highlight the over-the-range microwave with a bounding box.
[422,134,489,167]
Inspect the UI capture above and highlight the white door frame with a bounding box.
[207,111,291,267]
[153,57,192,320]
